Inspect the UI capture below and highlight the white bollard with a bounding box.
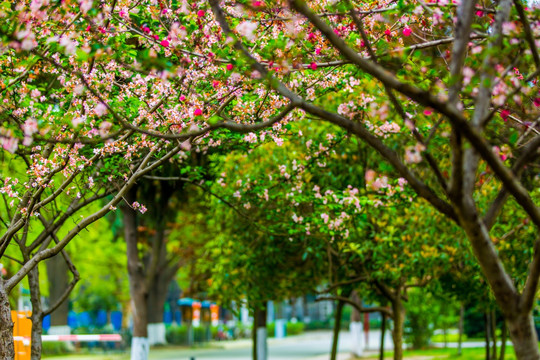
[131,337,149,360]
[350,321,364,356]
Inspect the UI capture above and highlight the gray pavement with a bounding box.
[147,330,354,359]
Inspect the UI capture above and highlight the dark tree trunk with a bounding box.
[46,254,69,327]
[485,312,491,360]
[122,187,149,360]
[331,299,344,360]
[28,266,43,360]
[491,310,498,360]
[380,314,387,360]
[147,279,168,324]
[147,268,177,346]
[458,216,540,360]
[255,304,267,360]
[391,296,404,360]
[252,308,258,360]
[302,296,309,322]
[0,279,15,359]
[499,320,507,360]
[458,304,464,356]
[506,313,540,360]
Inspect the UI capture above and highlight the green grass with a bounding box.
[356,346,517,360]
[430,334,464,343]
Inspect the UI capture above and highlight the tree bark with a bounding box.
[147,271,175,345]
[391,296,404,360]
[458,304,464,356]
[255,304,267,360]
[499,320,507,360]
[122,187,149,360]
[506,313,540,360]
[491,310,498,360]
[486,312,491,360]
[331,299,344,360]
[46,254,69,327]
[252,308,258,360]
[28,266,43,360]
[380,314,386,360]
[0,279,15,359]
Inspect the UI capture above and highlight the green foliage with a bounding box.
[404,289,459,349]
[41,342,72,356]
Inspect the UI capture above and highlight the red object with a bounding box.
[197,10,205,17]
[364,313,369,344]
[226,64,233,71]
[194,108,203,116]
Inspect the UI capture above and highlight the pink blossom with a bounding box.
[226,63,234,71]
[2,137,19,153]
[160,39,169,47]
[179,95,186,101]
[500,109,510,121]
[99,121,112,137]
[252,0,264,6]
[236,21,257,41]
[423,109,432,116]
[309,62,317,70]
[95,103,108,116]
[197,10,205,17]
[402,27,412,36]
[180,139,191,151]
[193,108,203,116]
[30,89,41,99]
[80,0,92,14]
[315,48,321,55]
[365,169,376,184]
[22,118,38,136]
[534,98,540,107]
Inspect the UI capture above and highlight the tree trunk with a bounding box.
[302,296,309,323]
[0,279,15,359]
[506,313,540,360]
[491,310,497,360]
[122,187,149,360]
[255,304,267,360]
[499,320,507,360]
[380,314,387,360]
[485,312,491,360]
[391,297,404,360]
[458,304,464,356]
[331,299,344,360]
[147,272,172,346]
[252,308,258,360]
[46,254,69,329]
[28,266,43,360]
[350,291,363,357]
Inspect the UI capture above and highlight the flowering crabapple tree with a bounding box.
[1,0,540,359]
[202,0,540,359]
[0,136,190,358]
[0,0,292,359]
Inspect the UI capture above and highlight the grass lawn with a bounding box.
[356,346,517,360]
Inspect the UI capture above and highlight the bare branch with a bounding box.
[316,296,393,317]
